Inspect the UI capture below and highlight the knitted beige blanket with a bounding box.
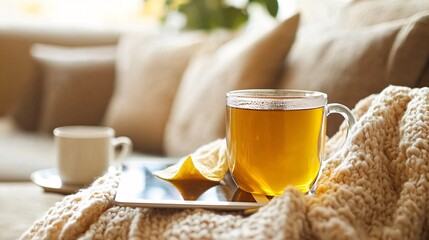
[22,86,429,240]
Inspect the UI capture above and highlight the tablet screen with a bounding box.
[114,160,270,210]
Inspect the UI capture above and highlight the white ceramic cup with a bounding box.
[54,126,132,185]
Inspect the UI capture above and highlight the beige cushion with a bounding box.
[339,0,429,28]
[103,32,207,155]
[297,0,350,25]
[164,13,300,157]
[279,12,429,135]
[297,0,429,27]
[12,44,116,133]
[0,23,119,116]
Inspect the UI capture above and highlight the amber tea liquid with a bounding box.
[226,106,324,196]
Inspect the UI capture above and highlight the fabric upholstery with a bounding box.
[0,23,119,116]
[104,31,207,155]
[417,62,429,88]
[339,0,429,28]
[280,12,429,135]
[12,44,116,133]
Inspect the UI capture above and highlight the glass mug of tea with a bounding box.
[226,89,356,196]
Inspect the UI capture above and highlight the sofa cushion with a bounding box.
[297,0,429,27]
[0,23,119,116]
[103,31,207,155]
[338,0,429,28]
[12,44,116,133]
[279,12,429,135]
[296,0,348,26]
[164,13,300,157]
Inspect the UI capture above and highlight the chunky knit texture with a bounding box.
[21,86,429,240]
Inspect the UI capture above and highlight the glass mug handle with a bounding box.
[310,103,356,194]
[112,137,132,165]
[326,103,356,152]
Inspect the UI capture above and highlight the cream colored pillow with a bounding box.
[103,31,207,155]
[339,0,429,28]
[297,0,349,26]
[12,44,116,133]
[297,0,429,27]
[164,13,300,157]
[0,26,118,116]
[280,12,429,135]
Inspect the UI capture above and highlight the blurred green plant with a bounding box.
[158,0,278,30]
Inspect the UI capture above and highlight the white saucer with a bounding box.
[31,168,84,194]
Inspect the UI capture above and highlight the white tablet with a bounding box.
[114,160,270,210]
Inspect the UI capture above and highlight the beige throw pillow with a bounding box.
[0,26,119,116]
[339,0,429,28]
[103,31,207,155]
[280,12,429,135]
[297,0,429,28]
[12,44,116,133]
[164,13,300,157]
[297,0,349,26]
